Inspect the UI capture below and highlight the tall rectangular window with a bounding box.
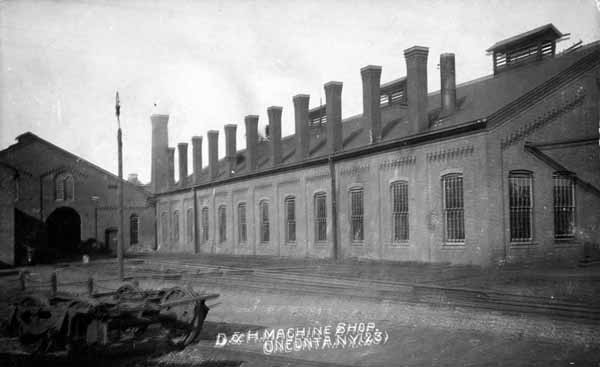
[130,214,139,245]
[201,207,209,243]
[285,196,296,242]
[173,211,180,242]
[260,200,270,243]
[509,171,533,242]
[55,175,65,201]
[161,212,168,243]
[238,203,247,243]
[553,172,575,238]
[64,176,74,201]
[218,205,226,243]
[186,208,194,243]
[391,181,409,241]
[314,193,327,241]
[350,188,364,241]
[442,174,465,242]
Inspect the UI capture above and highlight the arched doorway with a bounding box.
[46,207,81,253]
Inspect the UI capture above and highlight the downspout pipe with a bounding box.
[193,187,199,254]
[329,156,340,261]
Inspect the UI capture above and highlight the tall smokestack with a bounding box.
[207,130,219,180]
[440,53,457,116]
[404,46,429,134]
[224,124,237,176]
[167,147,175,188]
[245,115,259,171]
[293,95,309,161]
[325,81,343,153]
[192,136,202,184]
[361,65,382,143]
[267,106,282,166]
[177,142,188,186]
[150,114,169,193]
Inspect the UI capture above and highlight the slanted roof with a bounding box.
[0,132,152,196]
[486,23,564,53]
[172,40,600,193]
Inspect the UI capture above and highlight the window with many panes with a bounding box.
[186,208,194,243]
[55,173,74,201]
[553,172,575,238]
[442,173,465,242]
[391,181,409,241]
[314,193,327,241]
[350,188,364,242]
[172,211,180,242]
[218,205,226,243]
[161,212,168,243]
[509,171,533,242]
[201,207,209,242]
[130,214,139,245]
[285,196,296,242]
[260,200,270,243]
[238,203,247,243]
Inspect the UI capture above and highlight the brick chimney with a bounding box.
[177,142,188,186]
[404,46,429,134]
[192,136,202,184]
[440,53,457,116]
[167,147,175,188]
[293,95,309,161]
[361,65,382,143]
[245,115,259,171]
[207,130,219,179]
[224,124,237,176]
[267,106,282,166]
[150,114,169,193]
[325,81,343,153]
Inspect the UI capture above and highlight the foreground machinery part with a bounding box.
[4,285,218,356]
[160,287,210,347]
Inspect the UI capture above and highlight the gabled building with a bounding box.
[151,24,600,266]
[0,132,155,265]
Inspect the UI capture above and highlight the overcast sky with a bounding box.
[1,0,599,183]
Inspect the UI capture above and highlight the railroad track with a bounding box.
[5,260,598,323]
[137,259,600,323]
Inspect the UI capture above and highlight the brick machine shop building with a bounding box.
[150,24,600,266]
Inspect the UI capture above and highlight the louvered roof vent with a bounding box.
[487,24,567,74]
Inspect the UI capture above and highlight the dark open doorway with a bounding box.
[46,207,81,253]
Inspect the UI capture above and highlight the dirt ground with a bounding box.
[1,257,599,366]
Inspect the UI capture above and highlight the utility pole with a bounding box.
[116,91,124,280]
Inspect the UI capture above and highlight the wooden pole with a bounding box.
[50,271,57,296]
[87,276,94,295]
[116,91,124,281]
[19,271,26,291]
[118,127,124,281]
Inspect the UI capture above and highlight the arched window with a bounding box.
[285,196,296,242]
[350,188,364,241]
[238,203,247,243]
[553,172,575,238]
[218,205,227,243]
[173,211,180,242]
[391,181,409,241]
[314,193,327,241]
[129,214,139,245]
[201,207,209,243]
[186,208,194,243]
[161,212,168,243]
[259,200,270,243]
[442,173,465,242]
[508,171,532,242]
